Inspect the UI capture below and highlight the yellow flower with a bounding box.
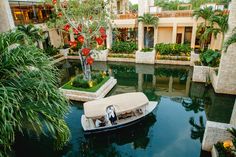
[223,140,233,148]
[88,81,93,88]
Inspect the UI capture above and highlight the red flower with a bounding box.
[73,28,79,35]
[77,35,84,43]
[86,56,94,65]
[96,37,103,45]
[89,16,93,20]
[69,41,77,47]
[64,24,70,31]
[58,12,62,17]
[78,24,82,32]
[52,0,57,4]
[99,27,106,35]
[101,34,107,40]
[82,48,91,56]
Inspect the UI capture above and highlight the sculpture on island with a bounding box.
[48,0,111,81]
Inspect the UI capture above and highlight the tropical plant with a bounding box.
[193,7,215,24]
[138,13,159,48]
[0,31,70,156]
[215,128,236,157]
[47,0,111,81]
[17,24,43,43]
[154,0,180,10]
[189,116,205,143]
[155,43,191,55]
[44,44,59,56]
[200,49,221,67]
[224,28,236,51]
[111,41,138,54]
[130,4,138,13]
[194,7,229,50]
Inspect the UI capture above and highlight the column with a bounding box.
[122,0,126,14]
[0,0,15,32]
[168,76,173,93]
[138,73,143,91]
[152,75,156,88]
[154,26,158,46]
[172,23,177,43]
[191,22,197,49]
[69,32,75,42]
[138,22,144,50]
[225,0,236,41]
[106,23,113,49]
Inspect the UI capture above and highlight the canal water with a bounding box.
[14,60,235,157]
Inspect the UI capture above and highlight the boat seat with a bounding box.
[118,111,134,120]
[89,118,95,128]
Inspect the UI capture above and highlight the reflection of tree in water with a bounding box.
[14,132,72,157]
[79,114,156,156]
[182,97,205,113]
[189,116,205,143]
[143,88,161,102]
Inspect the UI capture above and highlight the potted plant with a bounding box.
[92,45,109,61]
[192,49,221,83]
[135,47,156,64]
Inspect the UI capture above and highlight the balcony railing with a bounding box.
[116,13,138,19]
[115,10,193,20]
[154,10,193,18]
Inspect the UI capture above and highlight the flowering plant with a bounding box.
[47,0,111,81]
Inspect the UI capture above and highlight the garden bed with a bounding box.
[136,49,156,64]
[60,77,117,101]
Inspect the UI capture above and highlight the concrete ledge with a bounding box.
[107,57,135,63]
[202,121,234,151]
[60,77,117,102]
[92,49,108,61]
[190,51,200,66]
[135,50,156,64]
[211,145,219,157]
[155,59,190,65]
[192,65,210,83]
[59,48,69,56]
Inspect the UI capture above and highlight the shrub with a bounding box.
[72,75,89,88]
[141,48,153,52]
[200,49,221,67]
[155,43,191,55]
[111,41,138,54]
[71,72,107,88]
[44,45,59,56]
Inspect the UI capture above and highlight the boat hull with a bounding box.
[81,101,157,135]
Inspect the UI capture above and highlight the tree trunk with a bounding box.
[83,62,91,81]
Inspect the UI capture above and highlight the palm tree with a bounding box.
[209,13,229,49]
[17,24,43,44]
[189,116,205,143]
[224,27,236,51]
[0,30,70,156]
[193,7,214,25]
[138,13,159,48]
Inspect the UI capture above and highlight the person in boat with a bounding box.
[107,106,117,125]
[95,119,101,128]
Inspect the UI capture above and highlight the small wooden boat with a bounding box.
[81,92,157,134]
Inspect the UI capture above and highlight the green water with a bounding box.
[14,60,235,157]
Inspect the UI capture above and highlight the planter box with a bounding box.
[211,146,219,157]
[192,63,211,83]
[92,49,109,61]
[59,48,70,56]
[60,77,117,102]
[190,51,200,66]
[135,50,156,64]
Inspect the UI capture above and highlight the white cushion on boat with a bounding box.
[83,92,149,118]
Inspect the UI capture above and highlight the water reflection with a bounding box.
[189,116,205,143]
[14,60,236,157]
